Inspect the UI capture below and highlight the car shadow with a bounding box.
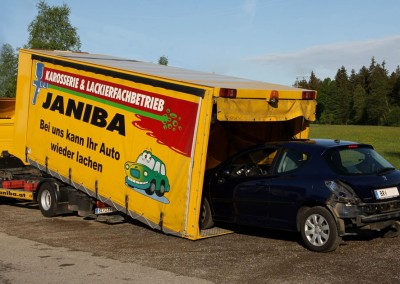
[214,222,301,243]
[213,222,390,250]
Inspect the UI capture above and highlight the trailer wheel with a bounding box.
[38,181,58,217]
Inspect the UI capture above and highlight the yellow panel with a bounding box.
[0,99,16,153]
[0,189,34,200]
[0,118,14,153]
[13,51,33,160]
[216,98,316,122]
[21,53,204,236]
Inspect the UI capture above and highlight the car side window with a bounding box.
[227,147,278,177]
[277,148,308,174]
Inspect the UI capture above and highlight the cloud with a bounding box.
[248,36,400,79]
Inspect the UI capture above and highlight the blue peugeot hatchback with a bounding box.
[200,139,400,252]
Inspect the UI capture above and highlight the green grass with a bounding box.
[309,124,400,169]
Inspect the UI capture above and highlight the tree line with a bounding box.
[295,59,400,126]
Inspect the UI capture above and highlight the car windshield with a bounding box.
[324,146,395,175]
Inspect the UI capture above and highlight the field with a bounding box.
[309,124,400,169]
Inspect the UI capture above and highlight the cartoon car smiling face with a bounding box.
[125,150,170,197]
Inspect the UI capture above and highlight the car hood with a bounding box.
[341,170,400,202]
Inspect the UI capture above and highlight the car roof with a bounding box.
[270,139,372,152]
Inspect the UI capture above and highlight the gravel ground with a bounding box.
[0,200,399,283]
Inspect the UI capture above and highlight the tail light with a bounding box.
[302,91,316,100]
[96,201,107,208]
[219,88,237,98]
[347,144,359,149]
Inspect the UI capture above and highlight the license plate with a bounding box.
[374,187,399,200]
[95,207,116,214]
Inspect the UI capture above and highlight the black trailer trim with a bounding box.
[32,54,206,98]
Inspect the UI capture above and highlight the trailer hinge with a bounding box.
[159,212,164,231]
[95,180,99,200]
[125,194,129,214]
[68,168,72,184]
[45,156,49,173]
[25,147,29,163]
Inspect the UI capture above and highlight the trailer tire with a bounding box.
[38,181,59,217]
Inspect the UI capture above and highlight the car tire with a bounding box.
[199,197,214,230]
[300,206,341,252]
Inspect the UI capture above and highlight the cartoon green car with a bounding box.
[125,150,170,197]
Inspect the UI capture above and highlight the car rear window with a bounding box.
[324,146,394,175]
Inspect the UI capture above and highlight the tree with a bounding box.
[315,78,332,123]
[331,66,351,124]
[388,66,400,106]
[350,84,367,124]
[387,106,400,126]
[0,44,18,98]
[365,60,390,125]
[307,71,320,91]
[26,0,81,51]
[158,55,168,66]
[294,76,308,88]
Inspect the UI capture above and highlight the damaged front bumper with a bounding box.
[329,200,400,235]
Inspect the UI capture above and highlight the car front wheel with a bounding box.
[300,206,341,252]
[199,198,214,230]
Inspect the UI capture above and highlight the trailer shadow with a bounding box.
[0,200,39,211]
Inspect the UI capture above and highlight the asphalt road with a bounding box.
[0,200,399,284]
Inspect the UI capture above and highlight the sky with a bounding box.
[1,0,400,86]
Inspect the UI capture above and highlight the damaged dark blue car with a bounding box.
[200,139,400,252]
